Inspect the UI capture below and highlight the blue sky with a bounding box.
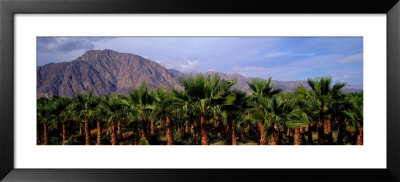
[37,37,363,85]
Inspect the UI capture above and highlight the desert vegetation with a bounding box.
[37,75,363,145]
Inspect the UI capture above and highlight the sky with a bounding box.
[37,37,363,85]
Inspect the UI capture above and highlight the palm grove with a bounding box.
[37,75,363,145]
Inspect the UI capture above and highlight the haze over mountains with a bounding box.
[37,49,362,98]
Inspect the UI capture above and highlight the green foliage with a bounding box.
[36,76,363,145]
[138,139,150,145]
[65,135,80,145]
[344,92,363,127]
[247,77,283,99]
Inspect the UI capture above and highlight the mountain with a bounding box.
[37,49,362,98]
[37,49,181,98]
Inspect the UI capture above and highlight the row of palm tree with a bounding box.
[37,75,363,145]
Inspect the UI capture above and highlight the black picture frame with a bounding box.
[1,0,399,181]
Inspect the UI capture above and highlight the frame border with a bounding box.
[1,0,399,181]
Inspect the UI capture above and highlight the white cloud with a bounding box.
[337,53,363,63]
[158,59,199,72]
[263,52,315,59]
[263,52,289,58]
[231,66,272,73]
[294,53,316,57]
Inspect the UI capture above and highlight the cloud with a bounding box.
[263,52,289,58]
[37,37,111,52]
[337,53,363,63]
[230,54,350,81]
[158,59,199,72]
[231,66,272,73]
[263,52,315,60]
[294,53,316,57]
[37,49,88,65]
[37,37,115,65]
[36,37,363,85]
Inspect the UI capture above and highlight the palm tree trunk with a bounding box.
[166,115,174,145]
[150,119,155,136]
[232,120,237,145]
[160,117,165,135]
[62,122,67,145]
[270,124,280,145]
[146,120,151,138]
[193,121,199,145]
[96,120,101,145]
[323,119,333,144]
[111,121,117,145]
[214,120,222,137]
[117,122,122,140]
[345,121,351,144]
[356,122,363,145]
[184,120,190,135]
[287,127,294,145]
[43,123,48,145]
[85,119,90,145]
[317,120,324,145]
[257,120,266,145]
[179,123,185,137]
[294,126,301,145]
[79,124,83,136]
[240,131,245,141]
[337,120,345,145]
[132,122,138,145]
[226,112,233,145]
[141,119,147,140]
[300,127,306,144]
[200,115,209,145]
[306,123,313,144]
[318,104,324,145]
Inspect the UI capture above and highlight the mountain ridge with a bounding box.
[37,49,362,98]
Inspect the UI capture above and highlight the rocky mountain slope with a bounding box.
[37,49,181,98]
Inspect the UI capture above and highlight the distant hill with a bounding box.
[171,70,362,94]
[37,49,362,98]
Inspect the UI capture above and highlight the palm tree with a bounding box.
[157,88,189,145]
[284,93,313,145]
[169,88,192,139]
[180,75,235,145]
[297,77,346,144]
[344,92,363,145]
[247,95,298,145]
[179,75,210,145]
[236,114,251,143]
[127,82,153,141]
[247,78,283,99]
[93,96,110,145]
[221,89,248,145]
[54,97,73,145]
[98,95,124,145]
[292,89,318,144]
[72,92,99,145]
[247,77,282,145]
[269,96,298,145]
[37,96,64,145]
[120,96,139,145]
[37,98,51,145]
